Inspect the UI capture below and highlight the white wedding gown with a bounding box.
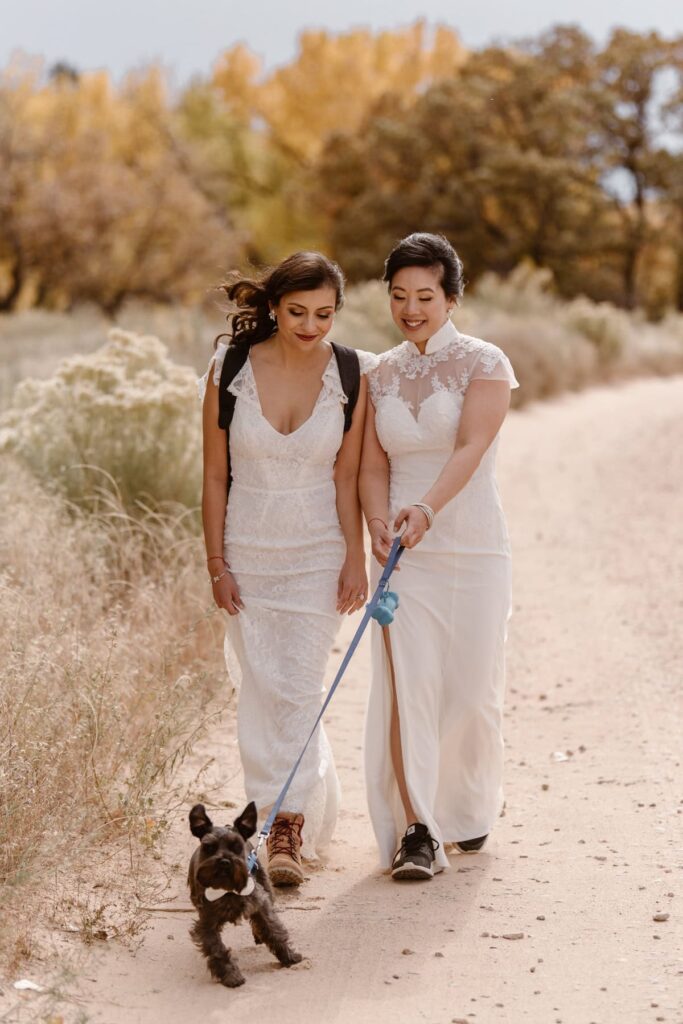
[365,318,519,871]
[200,343,374,859]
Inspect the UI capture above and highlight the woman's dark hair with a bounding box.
[216,251,345,349]
[383,233,465,301]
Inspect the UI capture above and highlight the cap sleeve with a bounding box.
[471,342,519,390]
[355,349,380,375]
[197,341,229,402]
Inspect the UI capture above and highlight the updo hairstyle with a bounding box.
[216,251,345,350]
[383,233,465,301]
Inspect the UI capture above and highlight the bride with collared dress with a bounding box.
[360,233,519,880]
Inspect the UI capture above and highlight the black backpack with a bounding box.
[217,342,361,434]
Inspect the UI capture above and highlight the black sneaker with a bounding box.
[391,823,440,880]
[455,834,488,854]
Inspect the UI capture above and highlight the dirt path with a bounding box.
[35,378,683,1022]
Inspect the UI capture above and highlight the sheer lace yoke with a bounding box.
[367,320,518,419]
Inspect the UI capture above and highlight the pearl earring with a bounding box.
[269,310,276,322]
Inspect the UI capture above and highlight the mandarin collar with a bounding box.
[405,317,458,355]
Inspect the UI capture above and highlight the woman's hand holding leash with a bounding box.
[394,503,434,549]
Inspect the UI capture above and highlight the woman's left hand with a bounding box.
[394,506,429,549]
[337,554,369,615]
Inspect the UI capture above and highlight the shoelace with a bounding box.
[268,819,301,858]
[402,829,440,856]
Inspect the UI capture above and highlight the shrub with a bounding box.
[0,329,202,510]
[334,280,401,354]
[562,297,628,364]
[472,263,556,316]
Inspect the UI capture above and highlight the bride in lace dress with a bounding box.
[200,252,372,886]
[360,234,519,880]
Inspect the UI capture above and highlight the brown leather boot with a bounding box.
[267,812,305,887]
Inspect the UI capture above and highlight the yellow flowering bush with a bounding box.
[0,329,201,510]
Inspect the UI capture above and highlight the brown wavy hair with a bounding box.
[215,251,345,350]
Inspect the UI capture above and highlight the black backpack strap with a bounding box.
[331,342,361,433]
[217,344,249,430]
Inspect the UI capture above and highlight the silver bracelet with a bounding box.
[411,502,435,530]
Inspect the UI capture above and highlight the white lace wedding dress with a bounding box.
[200,343,374,859]
[365,318,519,871]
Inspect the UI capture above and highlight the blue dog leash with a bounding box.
[247,536,405,873]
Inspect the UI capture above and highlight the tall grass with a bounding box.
[0,457,226,970]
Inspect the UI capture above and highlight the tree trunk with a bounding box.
[0,261,23,311]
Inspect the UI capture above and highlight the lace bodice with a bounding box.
[367,319,518,555]
[367,319,518,419]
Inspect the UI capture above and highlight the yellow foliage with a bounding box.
[212,21,466,161]
[0,59,233,311]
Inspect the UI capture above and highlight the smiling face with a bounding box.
[389,265,454,345]
[272,285,337,351]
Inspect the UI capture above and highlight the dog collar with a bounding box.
[203,876,255,901]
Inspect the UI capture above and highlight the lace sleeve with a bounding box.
[197,341,229,402]
[356,349,380,375]
[470,343,519,390]
[366,364,383,408]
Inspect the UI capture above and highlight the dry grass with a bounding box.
[0,456,226,974]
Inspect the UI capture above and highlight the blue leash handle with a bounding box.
[247,537,404,872]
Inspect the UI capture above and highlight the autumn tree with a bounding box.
[209,23,467,259]
[315,27,611,292]
[586,30,683,308]
[314,26,683,310]
[0,57,239,313]
[1,24,681,313]
[212,22,466,163]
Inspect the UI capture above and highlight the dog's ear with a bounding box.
[189,803,214,839]
[233,801,257,840]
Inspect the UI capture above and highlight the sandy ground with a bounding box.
[9,376,683,1023]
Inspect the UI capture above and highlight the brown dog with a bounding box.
[188,801,302,987]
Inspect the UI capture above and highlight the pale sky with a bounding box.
[2,0,681,83]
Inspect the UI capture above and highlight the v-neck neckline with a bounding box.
[246,350,336,438]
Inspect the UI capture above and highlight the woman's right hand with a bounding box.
[368,519,395,567]
[211,567,244,615]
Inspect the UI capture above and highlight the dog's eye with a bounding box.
[201,836,218,853]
